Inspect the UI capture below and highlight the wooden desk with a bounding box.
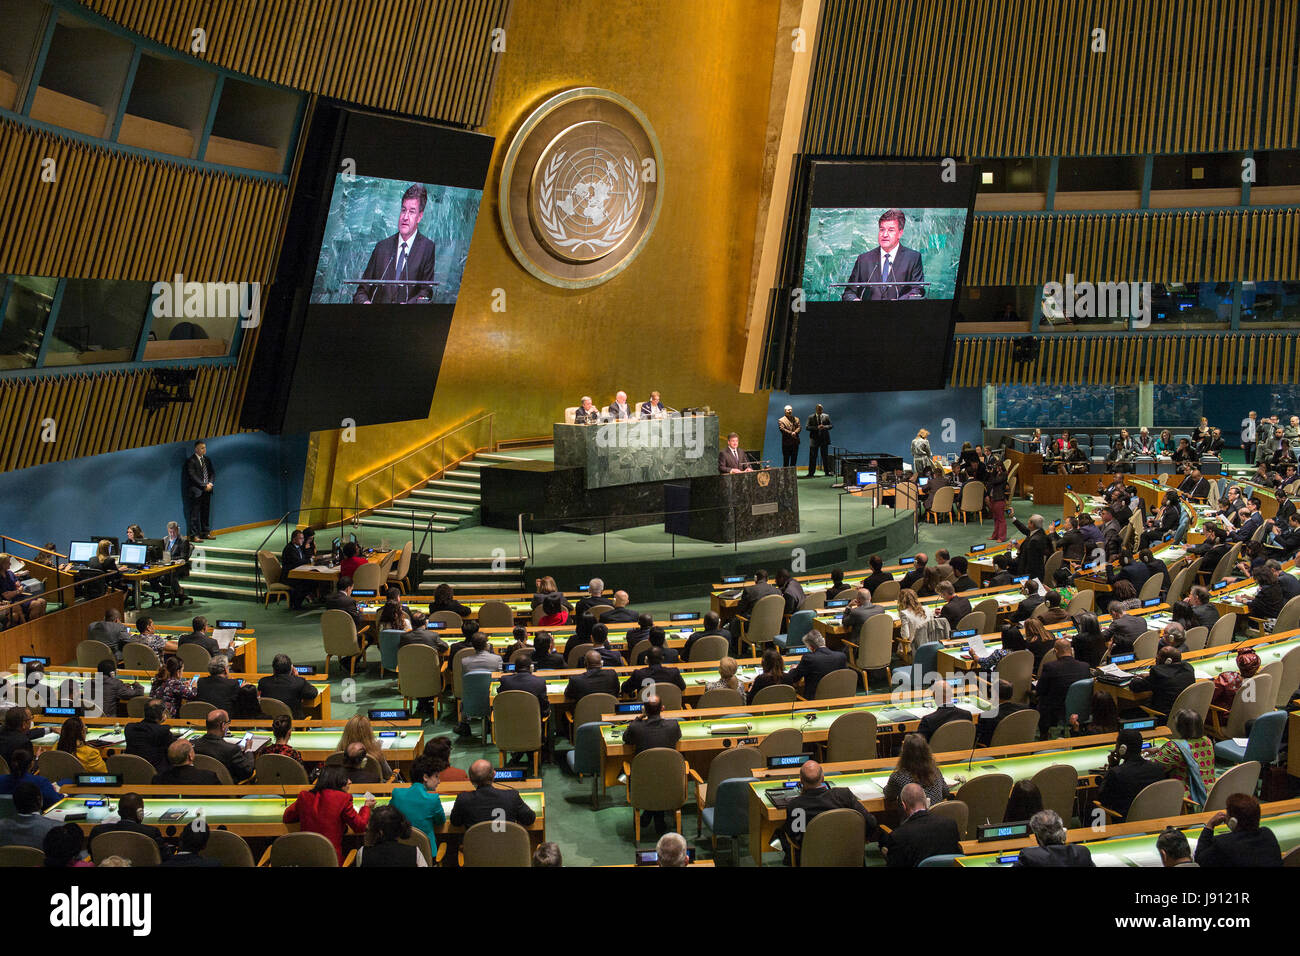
[119,562,187,609]
[51,780,546,862]
[745,727,1168,865]
[956,797,1300,865]
[288,551,393,588]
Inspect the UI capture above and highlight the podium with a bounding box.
[554,415,718,490]
[665,467,799,543]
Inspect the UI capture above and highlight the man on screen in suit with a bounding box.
[840,209,925,301]
[184,440,215,541]
[352,184,436,304]
[718,432,752,475]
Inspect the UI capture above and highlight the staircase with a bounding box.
[353,451,532,537]
[418,553,528,595]
[183,543,260,601]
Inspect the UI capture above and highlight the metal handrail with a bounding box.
[0,536,65,561]
[348,411,496,515]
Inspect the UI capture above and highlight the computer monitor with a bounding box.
[68,541,96,563]
[119,543,148,566]
[856,470,877,486]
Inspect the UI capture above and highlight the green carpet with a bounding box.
[126,479,1064,867]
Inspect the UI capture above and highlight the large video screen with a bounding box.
[786,160,977,393]
[309,176,482,306]
[242,104,493,434]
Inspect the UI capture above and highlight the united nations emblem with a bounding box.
[756,471,771,488]
[500,88,663,288]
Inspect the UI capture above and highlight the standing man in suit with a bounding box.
[352,183,436,304]
[840,209,925,300]
[1012,514,1056,580]
[882,782,961,867]
[1241,411,1258,466]
[606,391,632,420]
[718,432,751,475]
[778,406,801,468]
[184,440,215,541]
[806,404,832,477]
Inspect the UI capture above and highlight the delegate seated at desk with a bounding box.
[718,432,752,475]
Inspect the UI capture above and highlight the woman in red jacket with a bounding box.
[283,766,375,864]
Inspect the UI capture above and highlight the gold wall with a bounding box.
[311,0,785,505]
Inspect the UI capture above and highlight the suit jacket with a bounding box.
[883,809,962,867]
[0,813,60,850]
[807,412,832,446]
[736,581,780,619]
[917,705,969,742]
[952,574,978,593]
[1248,582,1286,620]
[1194,825,1283,867]
[1096,759,1169,820]
[449,784,536,827]
[87,620,130,655]
[1128,662,1195,716]
[257,672,319,719]
[788,647,849,698]
[592,644,625,668]
[97,674,145,717]
[151,764,221,786]
[682,629,730,661]
[1015,843,1095,866]
[195,675,242,715]
[976,701,1029,746]
[281,542,310,573]
[606,402,632,420]
[1036,657,1093,730]
[940,596,973,631]
[778,414,801,449]
[497,672,550,719]
[89,818,167,854]
[192,733,255,782]
[1229,511,1263,542]
[323,592,367,633]
[352,231,436,303]
[841,602,886,633]
[622,715,682,753]
[1110,560,1151,593]
[564,667,620,701]
[1179,475,1209,498]
[841,245,925,300]
[400,628,447,653]
[185,453,215,497]
[622,664,686,697]
[179,630,219,656]
[640,400,667,418]
[718,445,748,474]
[1012,524,1055,581]
[124,720,180,770]
[782,786,876,852]
[599,606,638,625]
[1103,613,1147,653]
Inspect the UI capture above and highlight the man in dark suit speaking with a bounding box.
[840,208,925,301]
[352,184,436,304]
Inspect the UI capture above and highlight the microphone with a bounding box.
[361,251,397,303]
[966,736,979,771]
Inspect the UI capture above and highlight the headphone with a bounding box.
[1226,816,1238,831]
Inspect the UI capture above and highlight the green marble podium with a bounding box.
[554,414,719,490]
